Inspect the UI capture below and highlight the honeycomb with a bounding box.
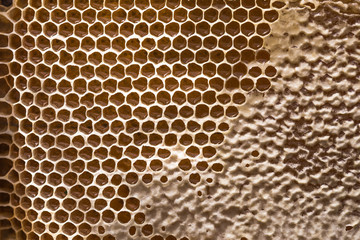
[0,0,288,239]
[131,0,360,239]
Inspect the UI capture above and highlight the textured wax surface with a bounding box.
[0,0,359,240]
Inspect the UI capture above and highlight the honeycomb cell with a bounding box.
[126,197,140,211]
[62,222,76,236]
[178,159,191,171]
[142,224,154,236]
[189,173,200,184]
[256,77,271,91]
[257,22,271,36]
[264,9,279,22]
[118,211,131,224]
[249,7,263,22]
[196,161,208,171]
[256,49,270,63]
[265,65,277,77]
[232,92,246,105]
[240,78,254,91]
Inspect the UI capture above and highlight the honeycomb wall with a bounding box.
[2,0,359,239]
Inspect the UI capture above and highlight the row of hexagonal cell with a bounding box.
[18,0,278,10]
[13,19,273,39]
[12,76,273,101]
[17,6,277,24]
[7,33,270,52]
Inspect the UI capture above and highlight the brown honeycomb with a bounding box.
[0,0,280,239]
